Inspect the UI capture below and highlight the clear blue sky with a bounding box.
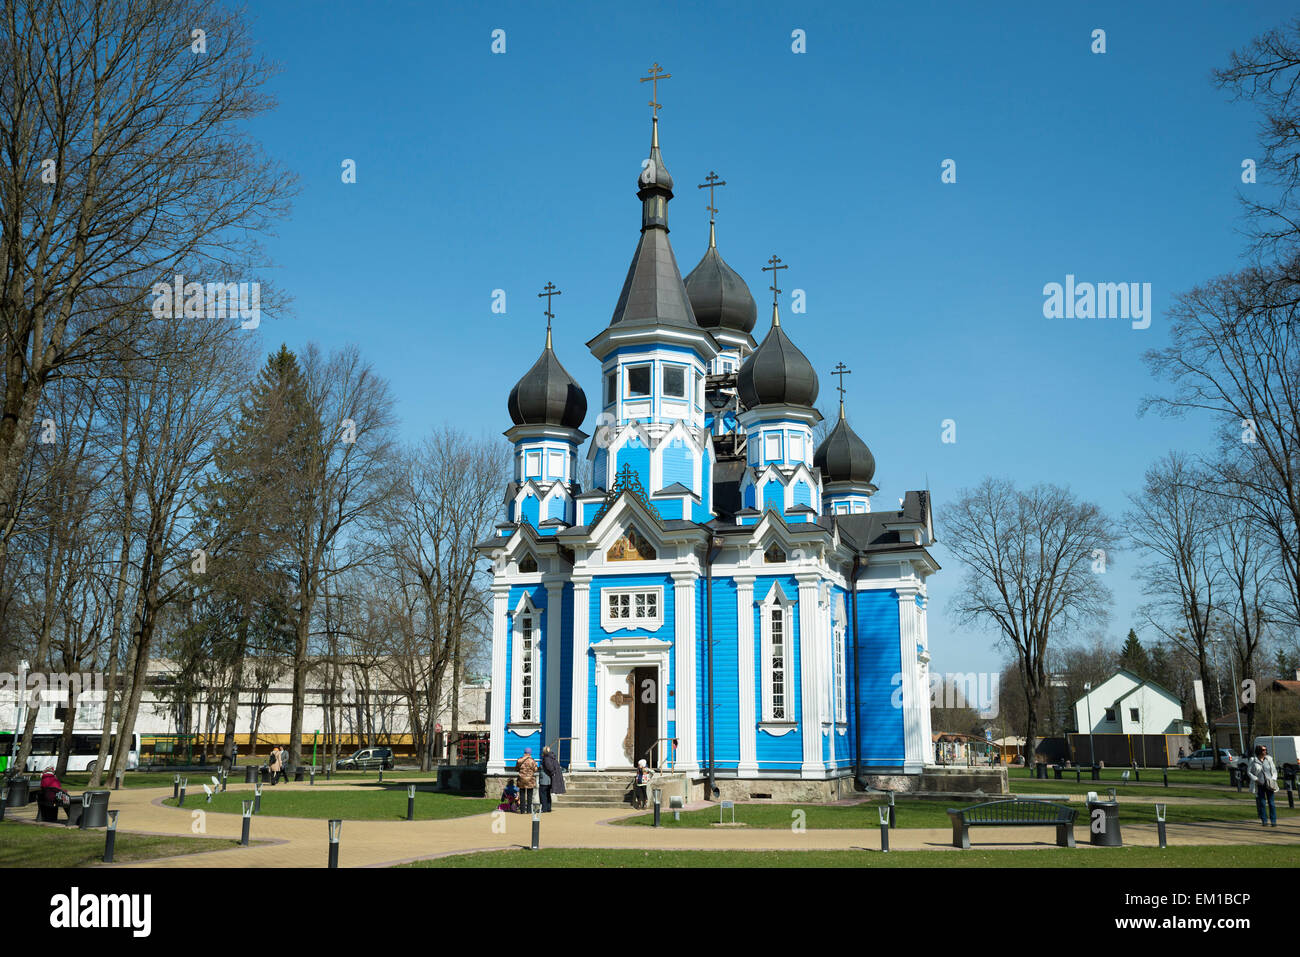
[240,0,1282,677]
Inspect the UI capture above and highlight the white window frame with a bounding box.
[524,450,542,479]
[546,449,565,480]
[600,586,664,632]
[510,594,544,725]
[763,431,781,463]
[833,606,847,723]
[788,431,805,464]
[625,363,652,398]
[661,363,687,399]
[759,583,797,726]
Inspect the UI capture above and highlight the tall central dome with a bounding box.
[606,116,698,329]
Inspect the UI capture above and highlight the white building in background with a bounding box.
[0,659,491,759]
[1073,669,1188,736]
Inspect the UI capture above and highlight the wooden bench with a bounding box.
[947,799,1077,849]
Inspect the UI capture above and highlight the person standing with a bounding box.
[540,746,565,812]
[1248,744,1278,827]
[516,748,538,813]
[268,746,282,786]
[633,759,650,810]
[276,745,291,785]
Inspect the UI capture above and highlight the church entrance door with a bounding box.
[600,664,660,769]
[632,665,659,769]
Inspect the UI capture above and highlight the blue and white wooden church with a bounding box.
[479,71,938,796]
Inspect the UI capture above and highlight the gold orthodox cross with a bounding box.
[640,63,671,119]
[697,171,726,221]
[832,362,852,401]
[762,254,788,306]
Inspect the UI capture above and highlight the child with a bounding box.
[498,779,520,813]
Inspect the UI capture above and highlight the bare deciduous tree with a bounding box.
[942,477,1118,768]
[0,0,292,566]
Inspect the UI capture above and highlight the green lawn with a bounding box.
[162,788,496,821]
[613,799,1298,830]
[0,820,247,867]
[406,844,1300,868]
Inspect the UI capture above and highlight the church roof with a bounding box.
[737,307,819,409]
[685,240,757,333]
[609,228,699,328]
[507,327,588,429]
[814,405,876,484]
[607,118,699,330]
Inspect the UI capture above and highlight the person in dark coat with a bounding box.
[539,746,565,812]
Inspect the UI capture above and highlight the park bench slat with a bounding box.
[946,799,1077,850]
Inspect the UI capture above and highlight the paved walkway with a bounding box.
[20,781,1299,868]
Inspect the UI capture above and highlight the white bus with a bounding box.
[0,730,140,774]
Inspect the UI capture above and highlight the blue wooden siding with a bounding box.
[615,441,650,487]
[856,588,904,766]
[593,448,608,489]
[547,495,566,521]
[691,454,714,522]
[502,583,548,766]
[792,480,812,508]
[661,442,693,488]
[697,576,739,770]
[762,481,784,514]
[558,583,574,754]
[519,494,539,527]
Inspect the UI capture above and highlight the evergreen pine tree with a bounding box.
[1118,628,1150,679]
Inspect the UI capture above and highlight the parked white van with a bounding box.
[1253,736,1300,772]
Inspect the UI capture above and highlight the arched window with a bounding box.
[833,599,847,723]
[511,595,543,725]
[760,584,796,724]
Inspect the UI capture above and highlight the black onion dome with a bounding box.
[814,410,876,484]
[637,121,674,193]
[737,312,819,408]
[508,330,587,428]
[685,243,757,333]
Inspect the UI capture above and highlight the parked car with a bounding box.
[334,747,394,771]
[1177,747,1239,770]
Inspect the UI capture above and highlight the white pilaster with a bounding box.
[672,572,699,773]
[897,585,925,773]
[917,593,934,758]
[569,578,591,770]
[544,580,564,754]
[735,576,757,776]
[487,585,510,774]
[797,575,824,776]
